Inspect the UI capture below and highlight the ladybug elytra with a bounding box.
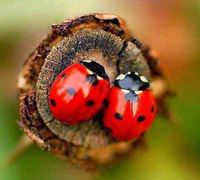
[49,60,110,124]
[103,72,157,141]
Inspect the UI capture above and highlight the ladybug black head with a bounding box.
[80,60,109,80]
[114,72,149,91]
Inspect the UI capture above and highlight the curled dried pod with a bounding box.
[17,13,169,170]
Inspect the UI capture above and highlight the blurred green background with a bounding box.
[0,0,200,179]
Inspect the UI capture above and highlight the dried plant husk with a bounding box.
[17,13,169,170]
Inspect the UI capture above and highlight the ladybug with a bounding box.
[49,60,110,124]
[103,72,157,141]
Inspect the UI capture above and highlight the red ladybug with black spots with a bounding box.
[103,72,157,141]
[49,60,110,124]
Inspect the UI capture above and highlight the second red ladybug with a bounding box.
[103,72,157,141]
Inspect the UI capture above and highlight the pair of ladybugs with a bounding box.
[49,60,157,141]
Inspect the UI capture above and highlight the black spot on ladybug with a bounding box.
[137,115,145,122]
[125,91,138,101]
[50,99,56,106]
[114,113,123,120]
[66,87,76,96]
[151,105,155,113]
[61,73,66,78]
[86,74,99,86]
[81,60,109,80]
[86,100,95,107]
[102,99,109,108]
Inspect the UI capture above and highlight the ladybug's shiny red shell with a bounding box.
[103,72,157,141]
[103,87,157,141]
[49,61,110,124]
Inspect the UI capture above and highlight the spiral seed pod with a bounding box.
[17,13,169,170]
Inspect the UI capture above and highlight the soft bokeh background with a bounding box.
[0,0,200,179]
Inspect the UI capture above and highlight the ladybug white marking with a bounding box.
[97,75,103,80]
[86,69,93,75]
[134,90,143,95]
[121,89,130,94]
[83,59,92,63]
[116,74,126,80]
[140,76,148,83]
